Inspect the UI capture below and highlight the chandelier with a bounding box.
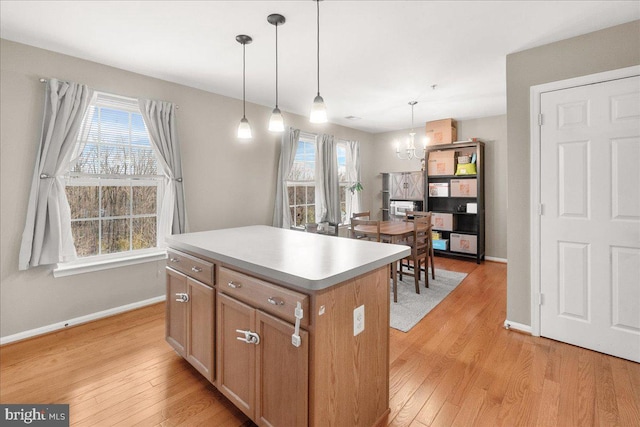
[395,101,428,160]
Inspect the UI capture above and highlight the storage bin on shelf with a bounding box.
[427,150,456,176]
[432,239,449,251]
[450,233,478,254]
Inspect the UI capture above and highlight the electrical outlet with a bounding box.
[353,305,365,336]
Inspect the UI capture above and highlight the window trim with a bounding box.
[53,248,167,278]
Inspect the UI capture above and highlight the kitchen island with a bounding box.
[165,225,409,427]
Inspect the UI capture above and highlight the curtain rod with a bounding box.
[39,78,179,109]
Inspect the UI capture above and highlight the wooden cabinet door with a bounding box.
[255,311,309,427]
[389,173,406,199]
[217,292,256,420]
[406,171,424,200]
[186,277,215,382]
[166,268,187,357]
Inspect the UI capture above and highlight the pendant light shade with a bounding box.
[236,34,253,140]
[310,94,327,123]
[268,14,286,132]
[238,117,252,139]
[269,107,285,132]
[310,0,328,123]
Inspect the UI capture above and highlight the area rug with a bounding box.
[390,268,467,332]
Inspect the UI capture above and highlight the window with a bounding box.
[287,135,316,228]
[337,142,347,223]
[65,93,163,259]
[286,136,350,228]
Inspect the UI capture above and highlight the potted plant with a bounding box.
[348,181,363,194]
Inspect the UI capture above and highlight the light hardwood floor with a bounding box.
[1,259,639,426]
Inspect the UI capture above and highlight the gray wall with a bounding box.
[0,39,372,338]
[505,20,640,326]
[365,115,508,260]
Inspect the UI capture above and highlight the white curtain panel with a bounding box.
[19,79,92,270]
[273,127,300,228]
[138,99,186,239]
[315,134,339,224]
[345,140,361,222]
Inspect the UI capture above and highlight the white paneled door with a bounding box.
[540,75,640,362]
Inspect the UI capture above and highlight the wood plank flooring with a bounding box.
[1,259,639,426]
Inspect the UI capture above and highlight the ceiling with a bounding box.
[1,1,638,134]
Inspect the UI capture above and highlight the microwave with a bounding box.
[389,200,423,218]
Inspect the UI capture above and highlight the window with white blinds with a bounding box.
[65,92,163,258]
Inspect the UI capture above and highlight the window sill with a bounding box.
[53,249,168,278]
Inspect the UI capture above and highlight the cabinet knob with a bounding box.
[227,281,241,289]
[191,266,202,273]
[175,293,189,303]
[169,257,179,263]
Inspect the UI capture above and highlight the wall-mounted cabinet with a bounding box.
[425,141,485,263]
[381,171,424,220]
[390,171,424,200]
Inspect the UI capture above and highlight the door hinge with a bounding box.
[537,293,544,306]
[538,113,544,126]
[538,203,544,216]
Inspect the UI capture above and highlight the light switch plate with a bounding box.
[353,305,365,336]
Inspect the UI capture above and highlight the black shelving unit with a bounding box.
[424,141,485,264]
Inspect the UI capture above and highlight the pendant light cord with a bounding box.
[275,23,279,108]
[242,43,246,118]
[316,0,320,96]
[411,103,414,132]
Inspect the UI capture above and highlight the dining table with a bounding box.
[353,219,431,302]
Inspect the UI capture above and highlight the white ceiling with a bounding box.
[1,1,638,133]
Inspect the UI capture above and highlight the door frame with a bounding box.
[529,65,640,337]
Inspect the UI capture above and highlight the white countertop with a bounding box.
[166,225,410,292]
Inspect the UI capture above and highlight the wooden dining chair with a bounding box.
[399,214,433,292]
[349,218,380,242]
[350,217,400,302]
[403,211,435,281]
[351,211,371,220]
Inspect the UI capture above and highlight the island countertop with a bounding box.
[166,225,409,292]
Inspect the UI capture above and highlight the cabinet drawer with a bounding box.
[167,249,214,286]
[218,267,309,328]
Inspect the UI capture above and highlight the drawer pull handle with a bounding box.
[169,257,179,263]
[227,281,241,289]
[235,329,260,345]
[267,297,285,306]
[191,266,202,273]
[175,293,189,303]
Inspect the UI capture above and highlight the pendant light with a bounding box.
[268,14,286,132]
[310,0,327,123]
[236,34,253,139]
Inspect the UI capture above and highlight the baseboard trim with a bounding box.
[485,256,507,263]
[503,319,532,335]
[0,295,166,346]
